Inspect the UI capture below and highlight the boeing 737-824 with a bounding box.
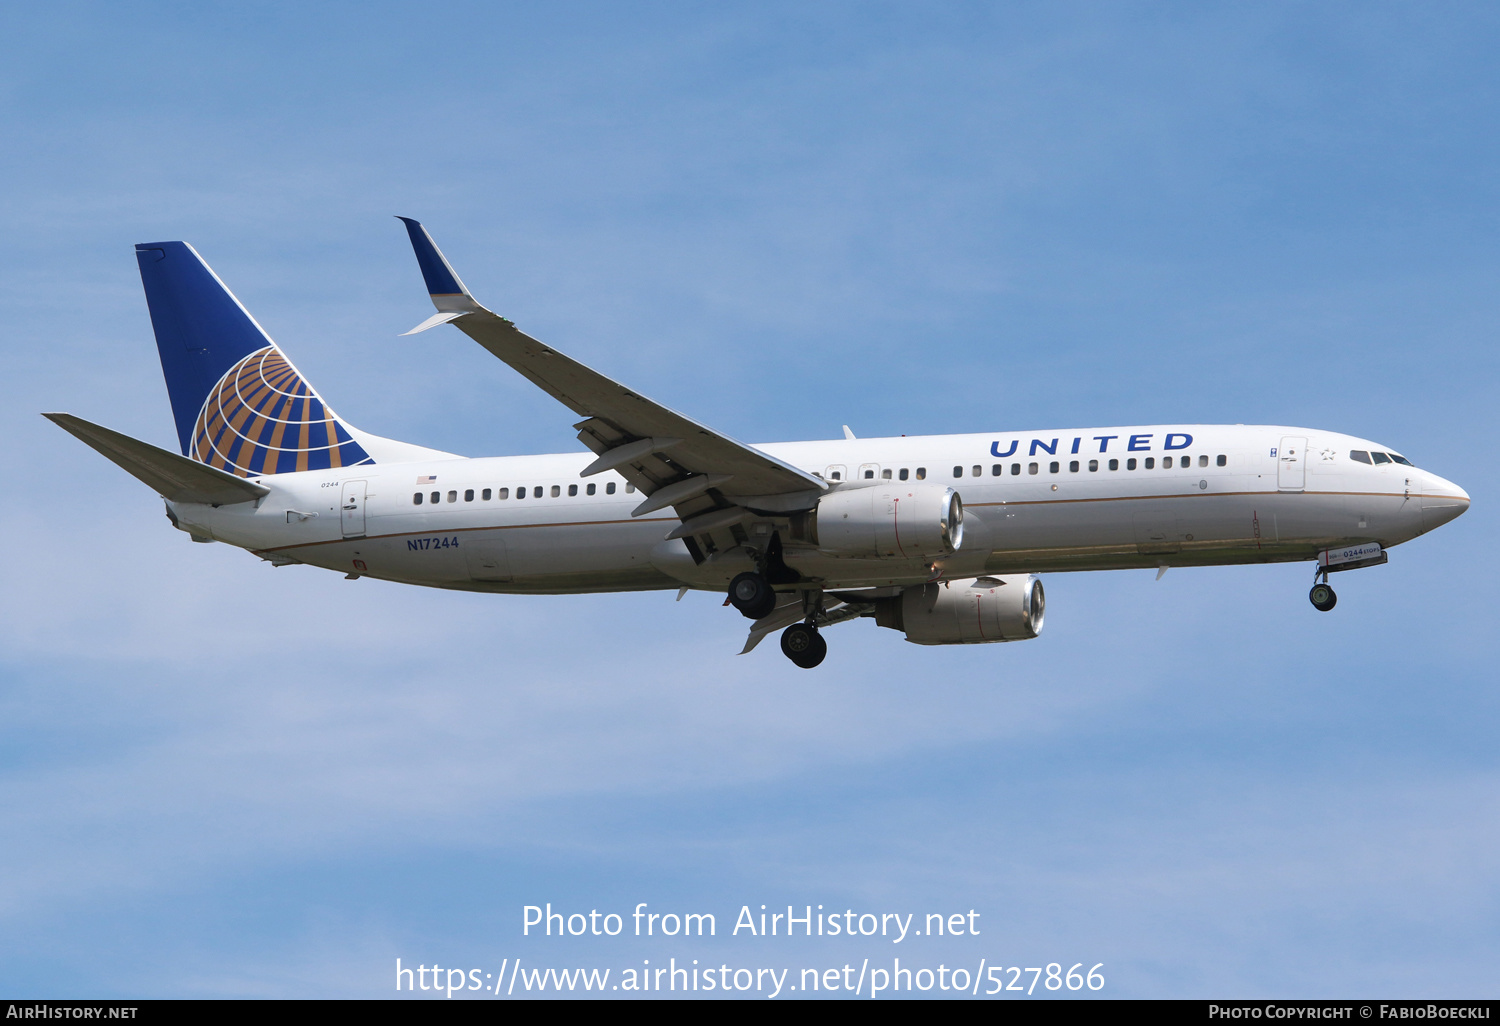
[47,219,1471,668]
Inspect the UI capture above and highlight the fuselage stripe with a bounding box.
[260,486,1433,555]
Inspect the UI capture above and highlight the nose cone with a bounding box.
[1421,472,1470,531]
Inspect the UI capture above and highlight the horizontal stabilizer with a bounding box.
[44,413,270,505]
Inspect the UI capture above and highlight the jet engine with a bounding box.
[813,483,963,560]
[867,574,1044,645]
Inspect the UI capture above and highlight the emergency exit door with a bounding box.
[1278,437,1307,492]
[341,480,367,538]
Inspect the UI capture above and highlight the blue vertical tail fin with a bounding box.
[135,241,374,477]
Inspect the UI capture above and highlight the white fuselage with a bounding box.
[167,424,1470,593]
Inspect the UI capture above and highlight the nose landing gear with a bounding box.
[780,621,827,669]
[1309,568,1337,612]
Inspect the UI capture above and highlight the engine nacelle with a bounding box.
[814,483,963,560]
[870,574,1044,645]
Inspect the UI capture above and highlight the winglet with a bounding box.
[396,217,482,316]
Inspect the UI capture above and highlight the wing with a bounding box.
[396,218,826,541]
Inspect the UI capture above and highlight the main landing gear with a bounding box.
[726,571,828,668]
[1309,568,1337,612]
[780,621,827,669]
[728,571,776,620]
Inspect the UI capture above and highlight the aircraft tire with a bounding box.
[781,623,827,668]
[729,572,777,620]
[1309,583,1337,612]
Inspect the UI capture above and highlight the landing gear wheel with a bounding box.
[1309,582,1337,611]
[780,622,827,669]
[728,572,776,620]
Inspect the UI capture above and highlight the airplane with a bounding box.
[46,219,1471,668]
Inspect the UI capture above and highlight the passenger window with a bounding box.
[952,466,962,478]
[915,468,926,480]
[430,491,440,504]
[1183,458,1193,470]
[1163,456,1173,468]
[447,491,457,502]
[1049,461,1059,473]
[830,471,842,480]
[972,465,982,477]
[1109,459,1119,471]
[413,493,423,505]
[1216,454,1227,467]
[826,465,846,481]
[587,483,596,495]
[1069,460,1079,472]
[881,468,892,480]
[464,489,474,501]
[1199,455,1208,468]
[990,465,1001,476]
[1144,457,1154,469]
[549,485,560,497]
[625,483,635,493]
[607,482,616,494]
[1088,459,1098,472]
[568,484,578,496]
[482,488,491,500]
[1011,463,1021,475]
[899,468,910,481]
[498,487,509,499]
[516,487,525,500]
[1028,462,1038,475]
[1370,452,1392,465]
[1126,458,1137,470]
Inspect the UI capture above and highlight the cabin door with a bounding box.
[340,480,367,538]
[1277,436,1307,492]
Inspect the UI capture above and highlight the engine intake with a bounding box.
[869,574,1044,645]
[814,483,963,560]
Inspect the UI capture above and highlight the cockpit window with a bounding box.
[1350,450,1372,464]
[1371,452,1392,465]
[1389,453,1413,466]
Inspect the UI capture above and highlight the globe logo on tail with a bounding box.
[192,346,372,477]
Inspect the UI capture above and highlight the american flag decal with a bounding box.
[417,475,437,484]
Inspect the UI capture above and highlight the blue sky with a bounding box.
[1,2,1496,998]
